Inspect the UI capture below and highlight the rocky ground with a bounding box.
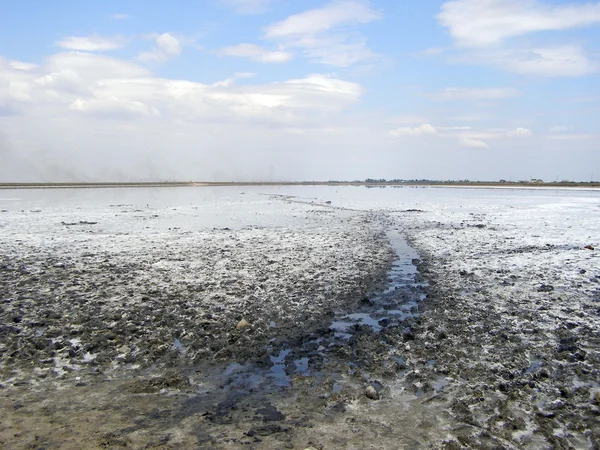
[0,188,599,449]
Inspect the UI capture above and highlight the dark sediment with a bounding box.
[397,208,600,449]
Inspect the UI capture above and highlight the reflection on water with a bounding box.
[269,349,292,387]
[207,229,426,395]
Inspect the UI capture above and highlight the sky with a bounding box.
[0,0,599,182]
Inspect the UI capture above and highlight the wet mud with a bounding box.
[395,207,600,449]
[1,190,599,449]
[1,199,442,449]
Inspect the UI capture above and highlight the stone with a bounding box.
[365,385,378,400]
[236,319,250,330]
[591,388,600,405]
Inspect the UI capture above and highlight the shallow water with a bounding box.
[329,230,423,337]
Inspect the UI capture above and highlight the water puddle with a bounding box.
[294,357,310,375]
[269,349,292,387]
[525,360,543,374]
[331,312,383,335]
[433,376,448,393]
[212,229,427,394]
[328,230,423,341]
[173,338,185,352]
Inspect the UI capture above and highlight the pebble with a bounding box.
[236,319,250,330]
[591,389,600,405]
[365,385,378,400]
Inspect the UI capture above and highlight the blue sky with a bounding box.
[0,0,599,182]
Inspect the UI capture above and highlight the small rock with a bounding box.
[591,388,600,405]
[365,385,378,400]
[236,319,250,330]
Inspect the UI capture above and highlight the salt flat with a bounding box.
[0,186,598,449]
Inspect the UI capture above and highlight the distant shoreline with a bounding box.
[0,181,599,190]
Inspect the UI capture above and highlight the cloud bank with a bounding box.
[0,50,369,181]
[438,0,600,77]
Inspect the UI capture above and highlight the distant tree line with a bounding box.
[322,178,600,187]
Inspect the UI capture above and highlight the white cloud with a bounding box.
[0,66,32,114]
[388,123,500,149]
[264,1,380,37]
[35,69,90,96]
[446,114,490,122]
[111,13,131,20]
[431,87,520,101]
[438,0,600,48]
[438,126,472,130]
[263,1,381,67]
[0,50,363,126]
[104,73,361,124]
[221,0,274,15]
[488,46,596,77]
[297,37,378,67]
[137,33,182,62]
[56,35,125,52]
[233,72,256,79]
[9,61,37,71]
[1,49,377,181]
[452,45,597,77]
[507,127,532,137]
[217,43,293,63]
[437,128,503,146]
[459,137,489,148]
[2,41,597,182]
[438,0,600,77]
[283,74,363,99]
[390,123,437,137]
[386,114,430,125]
[70,97,160,119]
[460,131,503,140]
[156,33,181,55]
[47,52,149,79]
[423,47,444,56]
